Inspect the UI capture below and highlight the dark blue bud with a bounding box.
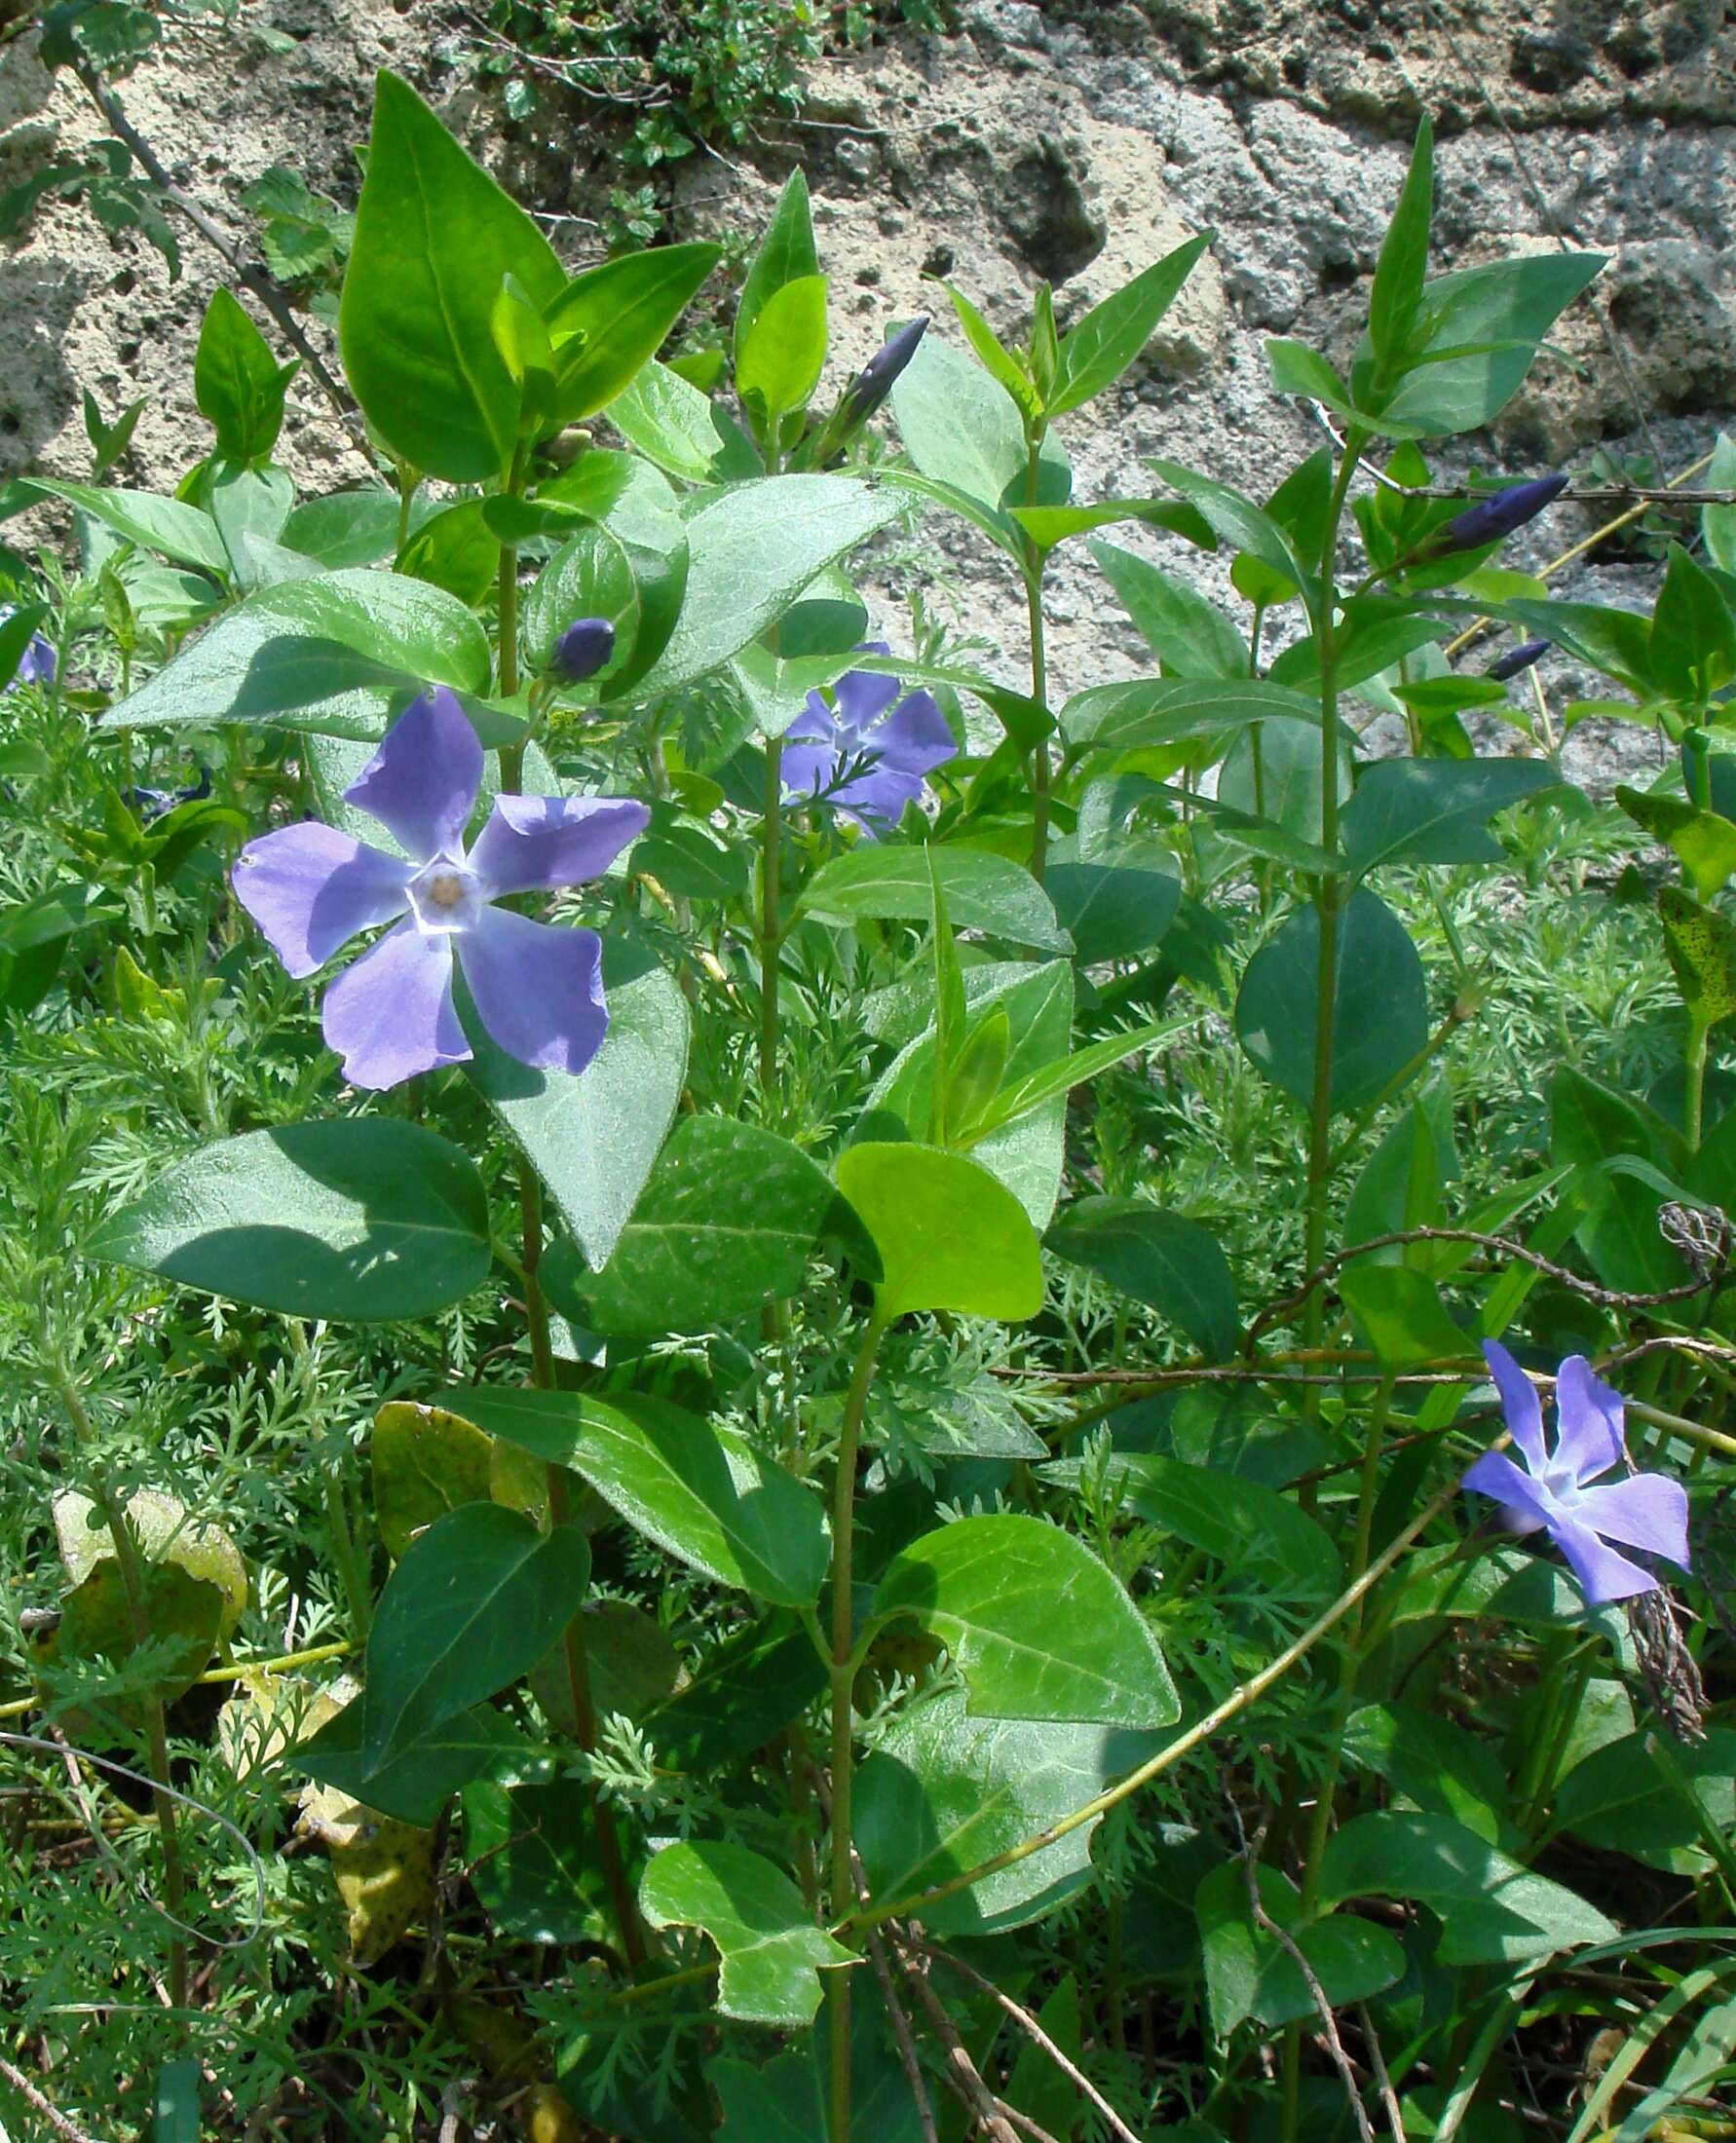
[1442,472,1568,553]
[843,315,929,424]
[549,616,615,684]
[1487,638,1551,682]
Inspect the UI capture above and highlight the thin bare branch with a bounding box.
[894,1941,1020,2143]
[868,1930,939,2143]
[0,2055,100,2143]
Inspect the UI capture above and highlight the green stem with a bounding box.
[1021,431,1052,885]
[1686,1016,1709,1152]
[1521,1646,1596,1842]
[759,735,783,1120]
[828,1312,889,2143]
[323,1470,373,1644]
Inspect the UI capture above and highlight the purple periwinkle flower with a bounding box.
[1463,1340,1690,1605]
[549,616,615,685]
[1440,473,1568,555]
[232,689,648,1091]
[1,603,56,691]
[782,648,954,835]
[842,317,929,427]
[1487,638,1551,682]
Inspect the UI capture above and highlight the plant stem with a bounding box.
[323,1471,373,1644]
[828,1311,889,2143]
[1021,432,1052,884]
[760,735,783,1119]
[1685,1016,1709,1151]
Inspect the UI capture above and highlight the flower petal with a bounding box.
[1482,1339,1547,1474]
[836,761,925,833]
[1573,1473,1690,1570]
[1549,1512,1659,1605]
[869,688,955,776]
[1553,1355,1625,1484]
[232,822,412,979]
[344,688,483,861]
[833,661,903,735]
[1462,1448,1551,1533]
[321,920,469,1089]
[783,698,842,801]
[457,908,608,1076]
[467,795,648,898]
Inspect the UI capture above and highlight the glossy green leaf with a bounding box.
[1318,1811,1617,1964]
[873,1513,1178,1727]
[521,523,638,682]
[1340,1263,1468,1368]
[1088,538,1247,678]
[736,274,829,423]
[1060,676,1323,755]
[465,948,688,1270]
[280,487,400,569]
[639,1841,849,2027]
[641,1613,827,1773]
[1197,1861,1405,2036]
[396,498,497,608]
[1368,116,1435,371]
[1342,1703,1511,1847]
[604,356,743,484]
[1045,838,1181,964]
[88,1118,493,1321]
[194,287,297,465]
[101,568,492,736]
[1049,232,1211,415]
[1551,1063,1689,1296]
[1046,1196,1238,1358]
[1148,460,1306,588]
[854,1687,1160,1936]
[531,1599,680,1734]
[361,1501,589,1771]
[943,282,1040,420]
[1615,785,1736,900]
[1341,756,1564,877]
[735,170,818,366]
[543,1114,866,1335]
[891,333,1043,512]
[14,477,227,576]
[799,845,1068,952]
[371,1401,495,1560]
[545,242,722,424]
[339,70,564,480]
[296,1698,526,1828]
[464,1775,614,1943]
[836,1143,1044,1323]
[1044,1449,1337,1602]
[1550,1728,1736,1874]
[629,476,898,696]
[443,1386,830,1607]
[1236,889,1429,1115]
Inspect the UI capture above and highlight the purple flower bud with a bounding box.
[842,316,929,425]
[549,617,615,685]
[1487,638,1551,682]
[1441,472,1568,554]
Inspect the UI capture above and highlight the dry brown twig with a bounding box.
[0,2054,101,2143]
[867,1929,940,2143]
[894,1940,1022,2143]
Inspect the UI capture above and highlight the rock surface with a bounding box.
[1,0,1732,790]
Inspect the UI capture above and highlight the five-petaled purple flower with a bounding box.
[232,689,647,1091]
[782,649,953,835]
[1463,1340,1690,1605]
[1,604,56,691]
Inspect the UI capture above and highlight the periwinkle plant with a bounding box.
[4,66,1731,2143]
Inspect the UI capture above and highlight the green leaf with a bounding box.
[942,282,1041,421]
[296,1699,526,1827]
[890,332,1042,512]
[1703,431,1736,576]
[854,1687,1159,1936]
[1615,785,1736,900]
[463,1775,614,1943]
[361,1502,590,1770]
[1340,1263,1468,1368]
[1551,1064,1689,1297]
[339,70,564,480]
[194,287,297,464]
[153,2060,201,2143]
[102,567,493,737]
[1344,1085,1456,1269]
[1046,1196,1238,1358]
[1341,756,1565,876]
[1049,234,1212,415]
[443,1387,830,1608]
[1651,541,1736,704]
[604,356,743,484]
[396,498,498,607]
[1369,116,1435,371]
[464,948,688,1270]
[1367,251,1607,435]
[1043,1449,1338,1603]
[639,1840,849,2027]
[280,487,400,569]
[54,1484,247,1642]
[88,1119,492,1321]
[530,1600,680,1733]
[629,476,899,696]
[836,1144,1045,1323]
[1008,499,1209,553]
[1551,1728,1736,1874]
[1236,889,1428,1115]
[736,274,829,424]
[521,522,638,682]
[1660,885,1736,1031]
[735,170,818,368]
[641,1613,827,1773]
[1088,539,1247,678]
[799,845,1069,952]
[1343,1703,1510,1845]
[371,1400,495,1560]
[1060,676,1323,754]
[542,1114,868,1335]
[1319,1811,1618,1964]
[13,476,227,575]
[1045,837,1181,964]
[1148,460,1307,589]
[545,242,722,424]
[873,1513,1179,1727]
[1197,1861,1405,2037]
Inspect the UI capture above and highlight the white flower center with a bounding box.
[408,855,483,936]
